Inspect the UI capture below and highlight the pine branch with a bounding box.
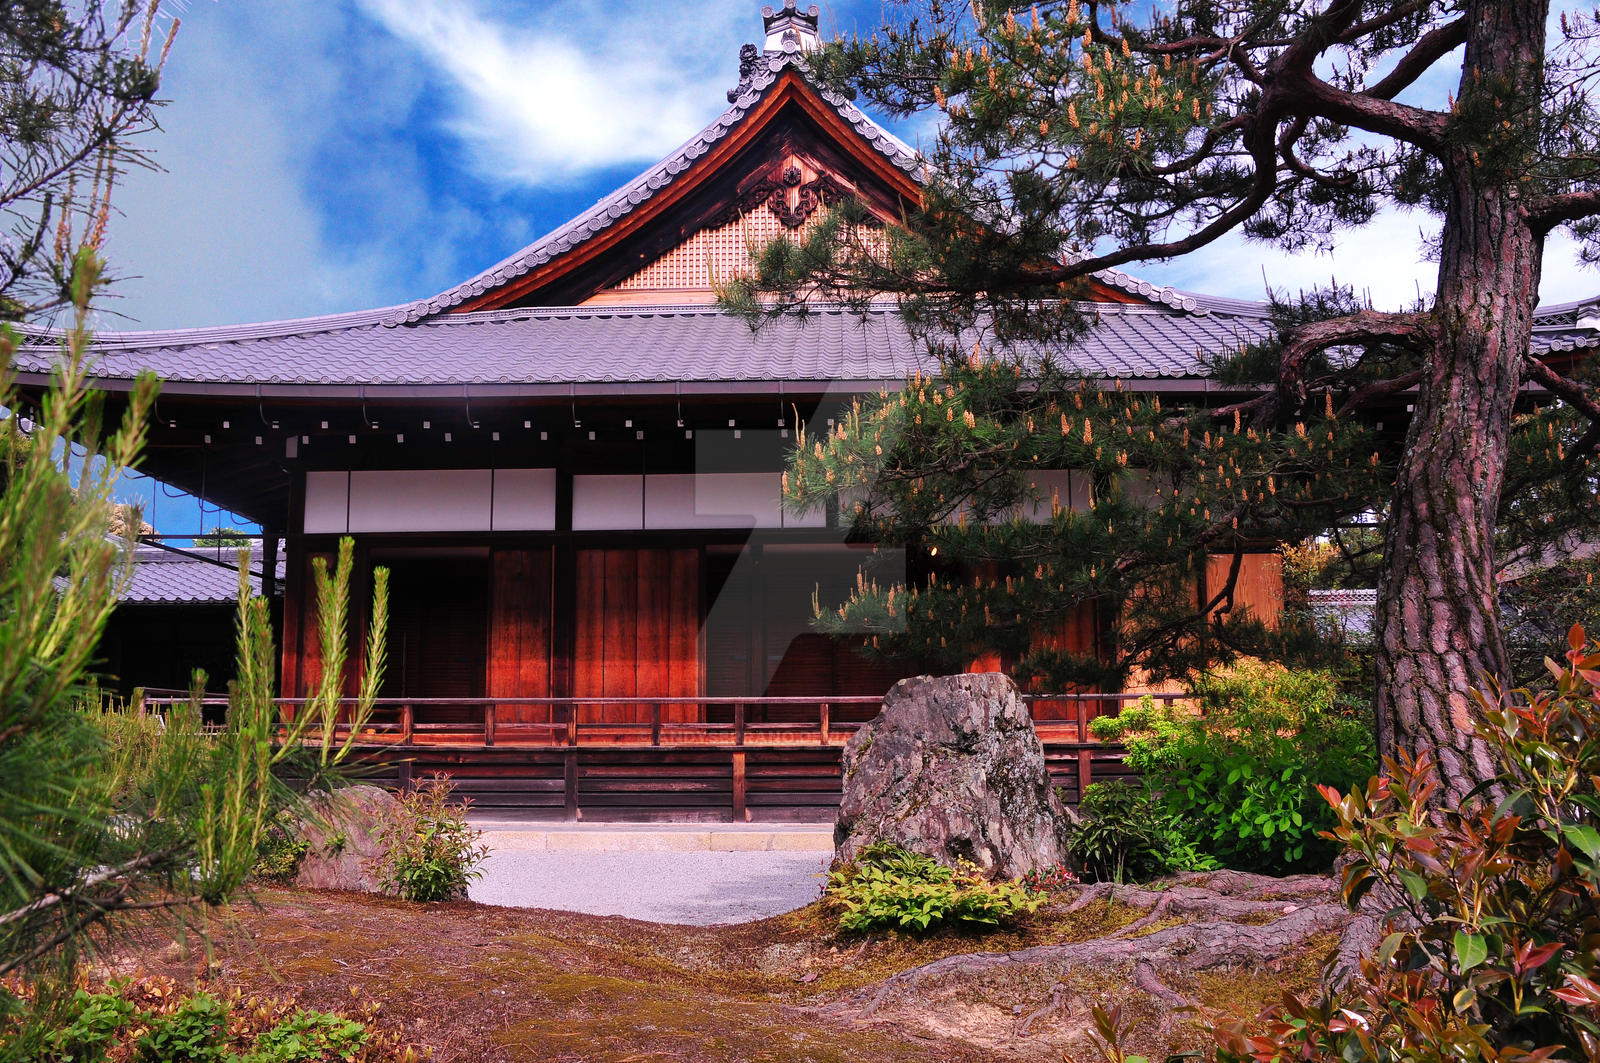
[1526,187,1600,231]
[1367,17,1469,100]
[1523,356,1600,425]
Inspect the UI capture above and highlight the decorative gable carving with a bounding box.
[712,164,854,229]
[584,152,889,304]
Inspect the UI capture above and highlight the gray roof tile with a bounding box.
[16,304,1274,391]
[115,545,285,605]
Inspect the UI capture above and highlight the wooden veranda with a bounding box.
[150,691,1180,822]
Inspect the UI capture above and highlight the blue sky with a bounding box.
[101,0,1599,536]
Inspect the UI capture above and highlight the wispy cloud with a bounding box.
[353,0,752,185]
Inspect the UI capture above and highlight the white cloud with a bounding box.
[353,0,753,185]
[99,1,514,329]
[1141,208,1597,310]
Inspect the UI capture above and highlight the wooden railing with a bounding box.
[137,692,1187,748]
[137,691,1189,818]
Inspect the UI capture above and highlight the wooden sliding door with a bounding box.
[488,547,554,723]
[574,547,700,723]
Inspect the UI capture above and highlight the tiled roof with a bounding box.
[14,303,1274,392]
[397,41,921,324]
[119,544,285,605]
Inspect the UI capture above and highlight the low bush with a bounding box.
[826,842,1040,935]
[1093,665,1375,875]
[1083,627,1600,1062]
[0,975,420,1062]
[374,774,488,902]
[252,810,310,884]
[1066,780,1218,883]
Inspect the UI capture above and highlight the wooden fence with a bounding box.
[140,691,1184,821]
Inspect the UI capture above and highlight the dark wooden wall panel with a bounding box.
[576,547,702,723]
[601,549,639,720]
[667,548,700,720]
[635,549,670,716]
[574,549,605,723]
[488,548,553,724]
[1207,553,1284,630]
[292,550,335,699]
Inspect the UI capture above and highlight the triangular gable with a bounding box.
[397,36,1199,321]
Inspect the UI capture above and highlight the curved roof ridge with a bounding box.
[395,42,921,326]
[21,303,414,351]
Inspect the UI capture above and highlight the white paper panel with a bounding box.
[643,472,785,529]
[302,471,350,534]
[348,469,493,533]
[491,468,557,531]
[699,472,781,528]
[573,474,644,531]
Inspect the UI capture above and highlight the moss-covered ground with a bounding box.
[106,887,1333,1062]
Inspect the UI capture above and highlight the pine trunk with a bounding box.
[1372,0,1549,805]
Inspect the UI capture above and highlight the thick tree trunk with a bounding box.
[1373,0,1550,805]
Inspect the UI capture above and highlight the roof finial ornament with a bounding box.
[762,0,820,54]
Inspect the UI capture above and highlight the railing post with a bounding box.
[1078,746,1093,803]
[400,702,414,746]
[564,749,579,821]
[484,703,497,747]
[1076,696,1089,743]
[734,701,746,746]
[567,704,579,747]
[732,750,747,822]
[819,702,830,746]
[651,703,661,747]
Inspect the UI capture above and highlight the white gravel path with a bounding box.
[468,848,831,925]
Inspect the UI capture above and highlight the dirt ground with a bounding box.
[106,877,1347,1063]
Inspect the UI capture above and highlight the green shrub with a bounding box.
[239,1009,367,1063]
[134,990,229,1063]
[375,774,488,902]
[0,978,405,1063]
[1067,780,1218,883]
[1077,627,1600,1062]
[826,842,1040,935]
[251,810,309,884]
[43,986,137,1063]
[1094,664,1375,875]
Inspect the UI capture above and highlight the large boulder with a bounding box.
[834,673,1073,879]
[290,784,398,892]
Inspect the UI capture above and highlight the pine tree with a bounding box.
[0,0,176,319]
[729,1,1600,803]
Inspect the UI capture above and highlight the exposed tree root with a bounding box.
[791,872,1350,1057]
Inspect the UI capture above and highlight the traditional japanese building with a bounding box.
[15,3,1600,816]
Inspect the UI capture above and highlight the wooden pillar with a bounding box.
[731,751,747,822]
[551,445,576,700]
[260,526,279,602]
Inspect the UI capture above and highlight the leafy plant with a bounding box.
[1067,780,1216,884]
[134,990,229,1063]
[252,810,310,884]
[1094,665,1375,875]
[239,1009,367,1063]
[374,775,488,902]
[826,842,1040,935]
[1019,863,1081,895]
[0,977,412,1063]
[1081,628,1600,1062]
[45,984,137,1063]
